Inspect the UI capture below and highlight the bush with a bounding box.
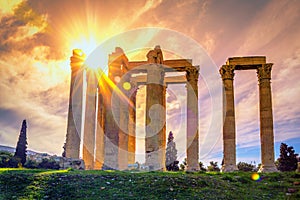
[0,151,13,167]
[38,158,60,169]
[207,161,220,172]
[237,162,255,172]
[24,159,39,169]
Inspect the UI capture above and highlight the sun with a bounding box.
[68,34,106,71]
[69,35,98,57]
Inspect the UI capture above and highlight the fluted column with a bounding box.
[83,70,97,169]
[257,64,277,172]
[145,65,165,170]
[128,83,137,164]
[186,66,200,171]
[118,82,130,170]
[65,49,85,158]
[94,89,105,170]
[220,65,237,172]
[161,84,167,170]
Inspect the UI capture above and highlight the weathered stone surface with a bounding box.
[145,64,166,171]
[59,157,85,170]
[220,59,277,172]
[128,83,137,165]
[220,65,237,172]
[65,49,85,159]
[186,66,200,171]
[226,56,266,66]
[257,63,277,172]
[83,71,97,170]
[94,91,105,170]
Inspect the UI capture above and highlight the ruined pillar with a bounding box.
[145,65,166,170]
[186,66,200,171]
[83,70,97,169]
[103,83,119,170]
[257,63,277,172]
[161,84,167,170]
[65,49,85,158]
[118,82,130,170]
[220,65,238,172]
[94,87,105,170]
[128,82,137,164]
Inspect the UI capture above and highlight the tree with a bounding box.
[207,161,220,172]
[14,120,28,166]
[199,161,207,172]
[237,162,255,172]
[277,143,298,172]
[165,131,179,171]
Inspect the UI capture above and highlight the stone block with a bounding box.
[226,56,266,66]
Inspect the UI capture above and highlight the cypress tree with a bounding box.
[14,120,28,166]
[165,131,179,171]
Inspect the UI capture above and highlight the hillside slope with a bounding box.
[0,169,299,199]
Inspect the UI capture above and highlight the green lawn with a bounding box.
[0,168,299,200]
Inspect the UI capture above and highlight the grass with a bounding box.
[0,168,299,199]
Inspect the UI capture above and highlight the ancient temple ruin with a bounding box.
[64,46,277,172]
[220,57,277,172]
[65,46,200,171]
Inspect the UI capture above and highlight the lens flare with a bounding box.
[251,173,260,181]
[123,82,131,90]
[114,76,121,83]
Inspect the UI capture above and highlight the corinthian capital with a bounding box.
[70,49,86,72]
[257,63,273,80]
[186,66,199,83]
[219,65,235,80]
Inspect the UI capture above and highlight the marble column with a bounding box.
[94,89,105,170]
[257,64,277,172]
[118,84,129,170]
[103,83,119,170]
[83,70,97,169]
[186,66,200,171]
[65,49,85,159]
[219,65,238,172]
[161,84,167,170]
[128,83,137,164]
[145,65,166,170]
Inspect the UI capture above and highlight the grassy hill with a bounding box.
[0,168,299,199]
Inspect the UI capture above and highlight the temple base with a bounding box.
[258,164,278,173]
[221,164,238,172]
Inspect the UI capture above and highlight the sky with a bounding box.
[0,0,299,167]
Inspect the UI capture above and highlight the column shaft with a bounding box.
[118,94,129,170]
[220,65,237,172]
[103,87,119,170]
[145,65,165,170]
[186,67,200,171]
[65,50,85,159]
[83,70,97,169]
[94,92,105,170]
[128,86,137,164]
[257,64,277,172]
